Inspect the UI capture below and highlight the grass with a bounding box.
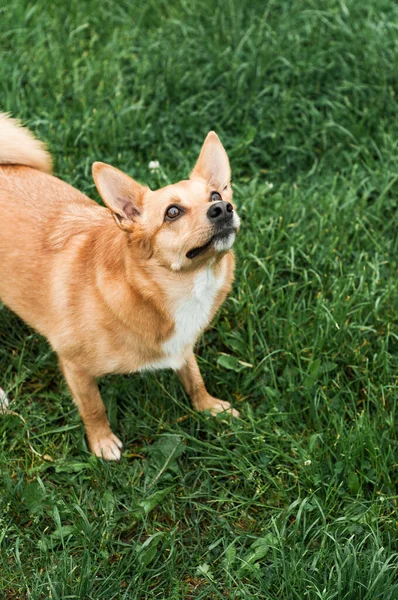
[0,0,398,597]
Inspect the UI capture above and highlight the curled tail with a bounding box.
[0,112,52,173]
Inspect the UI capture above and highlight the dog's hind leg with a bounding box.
[177,352,239,418]
[59,357,122,460]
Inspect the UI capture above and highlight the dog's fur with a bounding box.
[0,114,240,459]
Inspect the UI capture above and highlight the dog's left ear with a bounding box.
[92,162,146,231]
[190,131,231,191]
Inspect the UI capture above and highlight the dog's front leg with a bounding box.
[177,352,239,417]
[59,357,123,460]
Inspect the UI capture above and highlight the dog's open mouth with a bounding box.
[186,228,235,259]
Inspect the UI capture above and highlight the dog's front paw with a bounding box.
[196,396,240,418]
[89,430,123,461]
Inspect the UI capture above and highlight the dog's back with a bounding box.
[0,114,104,337]
[0,114,52,326]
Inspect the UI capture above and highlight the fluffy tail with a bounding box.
[0,112,52,173]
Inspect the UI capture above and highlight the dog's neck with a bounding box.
[92,216,229,337]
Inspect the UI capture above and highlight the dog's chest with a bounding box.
[141,263,226,371]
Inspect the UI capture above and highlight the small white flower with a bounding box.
[266,181,274,189]
[304,459,312,467]
[148,160,160,171]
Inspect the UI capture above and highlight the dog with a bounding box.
[0,113,240,460]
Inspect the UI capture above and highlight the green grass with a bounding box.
[1,0,398,597]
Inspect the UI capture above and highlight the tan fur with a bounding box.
[0,113,240,460]
[0,113,52,173]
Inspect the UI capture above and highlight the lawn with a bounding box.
[0,0,397,598]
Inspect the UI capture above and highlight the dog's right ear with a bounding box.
[92,162,146,231]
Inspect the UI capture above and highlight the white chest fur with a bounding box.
[140,261,226,372]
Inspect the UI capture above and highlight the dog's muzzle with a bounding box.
[186,214,238,260]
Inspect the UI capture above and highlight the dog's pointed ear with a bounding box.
[190,131,231,191]
[92,162,146,231]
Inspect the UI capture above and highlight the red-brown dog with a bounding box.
[0,113,240,459]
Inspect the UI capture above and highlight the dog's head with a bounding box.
[92,132,240,271]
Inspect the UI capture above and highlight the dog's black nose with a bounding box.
[207,201,233,224]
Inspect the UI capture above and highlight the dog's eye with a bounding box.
[165,205,182,220]
[210,191,222,202]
